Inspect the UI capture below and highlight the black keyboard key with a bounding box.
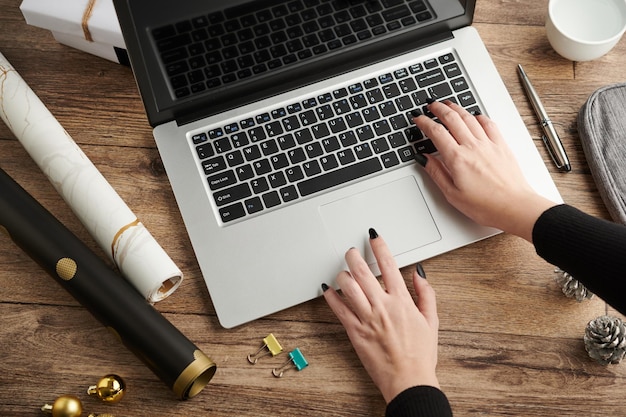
[302,160,322,176]
[157,33,191,52]
[298,158,382,197]
[263,191,281,208]
[381,151,400,168]
[268,171,287,188]
[416,68,445,87]
[428,82,453,100]
[196,143,215,159]
[244,197,264,214]
[354,143,373,159]
[208,170,238,190]
[213,183,252,206]
[458,91,477,107]
[251,177,270,194]
[253,159,272,175]
[415,139,437,154]
[286,165,305,182]
[398,146,415,162]
[311,123,331,139]
[320,154,339,171]
[444,63,462,78]
[328,117,347,133]
[337,148,356,165]
[280,185,299,202]
[201,156,227,175]
[382,5,411,22]
[219,202,246,223]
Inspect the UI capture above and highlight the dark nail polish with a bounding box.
[414,152,427,167]
[321,283,329,292]
[410,109,422,118]
[473,109,482,116]
[426,97,436,104]
[416,263,426,278]
[368,228,378,239]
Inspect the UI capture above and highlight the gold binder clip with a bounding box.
[272,348,308,378]
[247,333,283,364]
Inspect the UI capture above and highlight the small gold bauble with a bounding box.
[41,395,83,417]
[87,374,126,403]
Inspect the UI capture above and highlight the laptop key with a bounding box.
[213,183,252,206]
[298,157,382,197]
[219,202,246,223]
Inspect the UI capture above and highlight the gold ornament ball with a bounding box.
[41,395,83,417]
[87,374,126,403]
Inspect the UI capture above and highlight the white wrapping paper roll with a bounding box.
[0,52,182,302]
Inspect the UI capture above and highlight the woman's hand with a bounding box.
[323,229,440,404]
[413,100,557,242]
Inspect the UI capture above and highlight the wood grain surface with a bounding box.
[1,0,625,415]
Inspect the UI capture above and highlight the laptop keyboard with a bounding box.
[189,51,482,223]
[152,0,435,99]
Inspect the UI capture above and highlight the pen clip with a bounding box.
[541,134,566,171]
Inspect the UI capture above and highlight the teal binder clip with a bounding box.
[272,348,308,377]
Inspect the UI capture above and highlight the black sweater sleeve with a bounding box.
[385,386,453,417]
[533,204,626,315]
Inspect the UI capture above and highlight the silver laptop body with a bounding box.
[114,0,562,328]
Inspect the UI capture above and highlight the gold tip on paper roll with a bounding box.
[56,258,78,281]
[173,350,217,400]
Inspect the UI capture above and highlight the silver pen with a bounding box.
[517,64,571,172]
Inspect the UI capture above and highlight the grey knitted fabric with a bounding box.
[578,83,626,225]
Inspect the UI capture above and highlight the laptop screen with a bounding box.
[114,0,475,126]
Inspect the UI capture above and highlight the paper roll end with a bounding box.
[147,274,183,303]
[174,349,217,400]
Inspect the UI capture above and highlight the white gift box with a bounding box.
[20,0,127,63]
[52,31,129,65]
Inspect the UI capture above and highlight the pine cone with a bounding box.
[554,268,594,301]
[584,315,626,365]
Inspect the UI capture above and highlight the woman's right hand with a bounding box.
[413,100,557,242]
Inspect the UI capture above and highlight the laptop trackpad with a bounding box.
[319,176,441,266]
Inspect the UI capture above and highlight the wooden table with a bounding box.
[1,1,625,415]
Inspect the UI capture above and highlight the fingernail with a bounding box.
[414,152,427,167]
[416,263,426,278]
[473,109,482,116]
[426,97,436,104]
[410,109,422,118]
[368,228,378,239]
[321,283,329,292]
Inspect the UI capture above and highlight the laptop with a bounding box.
[113,0,562,328]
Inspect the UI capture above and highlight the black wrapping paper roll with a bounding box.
[0,167,216,399]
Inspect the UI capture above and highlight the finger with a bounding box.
[413,271,439,331]
[427,101,487,145]
[441,100,490,142]
[335,269,373,319]
[344,247,385,305]
[414,114,459,160]
[368,230,409,296]
[322,283,361,328]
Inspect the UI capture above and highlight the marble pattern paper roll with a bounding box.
[0,166,216,399]
[0,51,181,302]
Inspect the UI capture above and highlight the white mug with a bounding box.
[546,0,626,61]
